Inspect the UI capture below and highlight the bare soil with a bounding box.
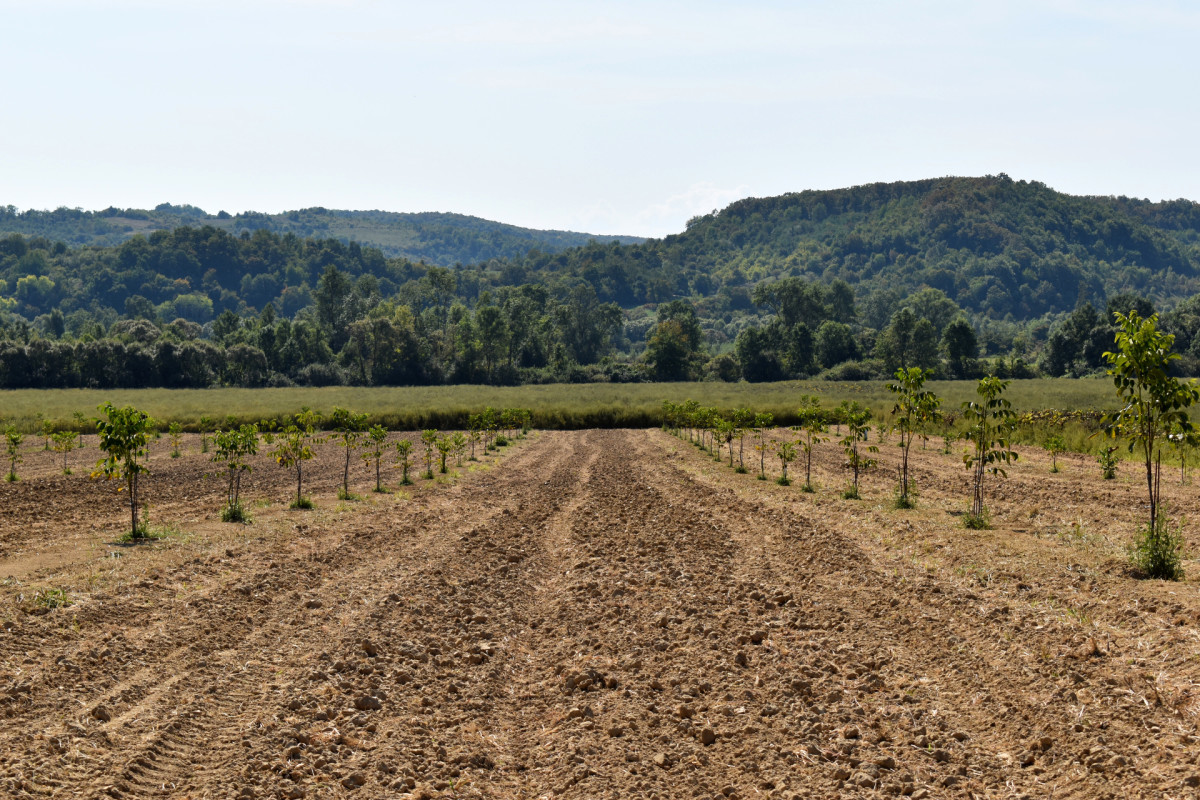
[2,429,1200,799]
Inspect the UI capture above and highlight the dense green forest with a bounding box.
[5,175,1200,390]
[0,204,642,264]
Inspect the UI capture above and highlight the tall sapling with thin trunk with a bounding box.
[1103,311,1198,579]
[839,401,877,500]
[887,367,938,508]
[94,403,153,538]
[795,395,826,493]
[329,407,368,500]
[961,377,1018,528]
[274,408,320,509]
[395,439,414,485]
[52,430,79,475]
[420,430,438,478]
[753,412,774,481]
[5,426,22,483]
[363,425,389,492]
[775,440,797,486]
[213,424,259,522]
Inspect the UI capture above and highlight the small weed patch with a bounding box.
[31,588,72,610]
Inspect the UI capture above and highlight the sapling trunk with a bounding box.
[851,441,860,493]
[128,472,139,537]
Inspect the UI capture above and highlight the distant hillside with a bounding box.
[7,176,1200,390]
[501,175,1200,319]
[0,204,644,265]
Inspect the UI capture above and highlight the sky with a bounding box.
[1,0,1197,238]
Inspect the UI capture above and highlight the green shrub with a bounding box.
[964,507,991,530]
[1098,446,1119,479]
[1131,511,1186,580]
[221,502,250,523]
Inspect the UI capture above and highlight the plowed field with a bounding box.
[2,429,1200,799]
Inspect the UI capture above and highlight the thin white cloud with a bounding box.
[632,182,752,238]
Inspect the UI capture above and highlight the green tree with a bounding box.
[839,402,877,499]
[1170,423,1198,484]
[72,411,87,448]
[716,417,736,466]
[467,413,484,460]
[942,318,978,378]
[198,415,214,454]
[395,438,414,485]
[314,265,354,350]
[479,408,498,451]
[51,429,79,475]
[420,429,438,478]
[775,440,797,486]
[329,406,369,499]
[961,377,1018,527]
[751,277,829,329]
[646,300,705,381]
[1098,445,1119,480]
[213,424,259,522]
[362,425,389,493]
[876,308,914,370]
[94,403,153,537]
[274,408,320,509]
[794,396,826,493]
[4,426,22,482]
[732,407,753,472]
[753,412,774,480]
[814,321,859,368]
[168,422,183,458]
[1044,433,1066,473]
[1103,311,1198,578]
[735,325,784,382]
[888,367,938,507]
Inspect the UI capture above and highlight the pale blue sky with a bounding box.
[1,1,1196,237]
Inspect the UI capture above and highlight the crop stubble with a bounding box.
[0,430,1199,798]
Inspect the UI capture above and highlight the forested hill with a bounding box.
[0,204,644,265]
[507,175,1200,319]
[7,175,1200,391]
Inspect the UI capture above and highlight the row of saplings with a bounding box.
[3,405,532,540]
[664,312,1199,582]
